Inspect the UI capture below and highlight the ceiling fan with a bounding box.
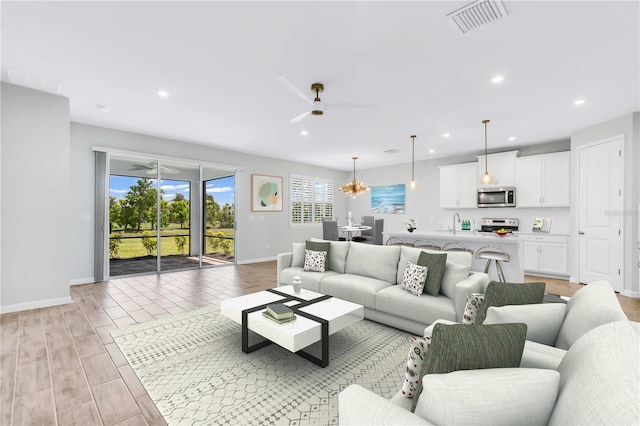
[278,76,371,123]
[128,162,180,175]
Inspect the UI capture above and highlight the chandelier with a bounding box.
[339,156,370,197]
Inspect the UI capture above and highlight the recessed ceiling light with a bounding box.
[95,104,109,112]
[157,90,169,98]
[429,149,435,154]
[300,130,308,136]
[508,136,516,141]
[491,75,504,83]
[442,133,450,138]
[574,99,585,105]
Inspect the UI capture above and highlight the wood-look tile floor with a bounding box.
[1,262,639,425]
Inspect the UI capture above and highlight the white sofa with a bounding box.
[339,280,640,425]
[277,241,489,335]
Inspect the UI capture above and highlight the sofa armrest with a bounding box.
[339,385,433,426]
[453,272,490,322]
[276,252,293,286]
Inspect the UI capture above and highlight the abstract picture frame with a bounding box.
[251,174,283,212]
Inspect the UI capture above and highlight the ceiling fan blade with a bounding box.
[289,111,312,123]
[129,164,152,171]
[323,101,376,111]
[278,76,313,106]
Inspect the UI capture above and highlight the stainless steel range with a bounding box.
[479,218,519,233]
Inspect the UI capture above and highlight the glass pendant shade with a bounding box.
[339,157,369,197]
[480,119,494,185]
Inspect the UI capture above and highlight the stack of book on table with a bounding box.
[263,303,296,324]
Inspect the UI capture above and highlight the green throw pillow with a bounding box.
[417,252,447,296]
[305,240,330,270]
[410,322,527,412]
[476,281,546,325]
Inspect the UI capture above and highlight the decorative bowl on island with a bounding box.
[494,230,509,236]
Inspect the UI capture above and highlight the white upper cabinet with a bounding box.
[477,151,518,187]
[516,151,570,208]
[439,162,477,209]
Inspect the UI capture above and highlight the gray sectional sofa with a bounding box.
[339,280,640,425]
[276,240,490,335]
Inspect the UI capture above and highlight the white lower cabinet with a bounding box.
[521,234,569,276]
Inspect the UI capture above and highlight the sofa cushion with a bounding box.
[411,322,527,412]
[520,340,566,370]
[417,252,447,296]
[414,368,560,425]
[439,262,471,300]
[476,281,546,325]
[320,274,392,309]
[484,303,567,346]
[376,286,457,325]
[396,246,471,286]
[305,240,330,270]
[291,242,305,267]
[310,238,349,273]
[279,267,338,293]
[345,242,400,283]
[401,261,428,296]
[550,321,640,425]
[554,280,628,350]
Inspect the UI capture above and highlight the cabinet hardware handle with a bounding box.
[578,231,585,235]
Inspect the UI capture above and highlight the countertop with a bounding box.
[382,230,522,244]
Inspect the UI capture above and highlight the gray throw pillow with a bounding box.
[417,252,447,296]
[306,240,330,270]
[475,281,546,325]
[410,322,527,412]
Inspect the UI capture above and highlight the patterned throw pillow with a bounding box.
[303,249,327,272]
[401,336,431,398]
[462,293,485,325]
[401,261,428,296]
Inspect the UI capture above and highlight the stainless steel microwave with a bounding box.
[477,187,516,208]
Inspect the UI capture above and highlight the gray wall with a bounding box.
[570,112,640,297]
[70,123,349,283]
[1,83,71,312]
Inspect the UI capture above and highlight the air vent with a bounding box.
[447,0,508,34]
[384,149,400,154]
[7,69,62,94]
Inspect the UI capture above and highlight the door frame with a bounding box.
[576,135,625,289]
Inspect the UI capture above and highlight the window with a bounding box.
[290,175,334,226]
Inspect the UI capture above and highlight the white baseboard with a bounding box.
[621,289,640,299]
[237,256,276,265]
[1,296,74,314]
[70,277,97,286]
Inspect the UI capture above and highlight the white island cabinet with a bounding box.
[383,231,524,282]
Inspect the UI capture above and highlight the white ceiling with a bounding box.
[2,1,638,171]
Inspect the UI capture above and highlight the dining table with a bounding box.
[338,225,372,241]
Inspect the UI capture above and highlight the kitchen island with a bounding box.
[383,231,524,282]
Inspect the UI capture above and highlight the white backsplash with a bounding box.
[441,207,570,234]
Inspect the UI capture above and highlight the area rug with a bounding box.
[111,305,412,425]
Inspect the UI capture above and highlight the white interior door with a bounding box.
[578,137,623,290]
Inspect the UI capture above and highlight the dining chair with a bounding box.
[322,220,340,241]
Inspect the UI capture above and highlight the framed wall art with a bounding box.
[251,174,283,212]
[371,184,405,214]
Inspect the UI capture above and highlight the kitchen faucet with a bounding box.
[452,213,461,235]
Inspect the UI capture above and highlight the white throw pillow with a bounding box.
[462,293,485,325]
[484,303,567,346]
[414,368,560,425]
[401,261,428,296]
[439,262,471,300]
[303,249,327,272]
[291,242,305,267]
[400,336,431,398]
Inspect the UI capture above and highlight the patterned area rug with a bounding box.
[112,305,412,425]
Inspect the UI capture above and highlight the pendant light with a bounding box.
[339,156,370,198]
[410,135,417,189]
[480,119,494,185]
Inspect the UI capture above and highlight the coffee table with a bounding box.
[220,285,364,367]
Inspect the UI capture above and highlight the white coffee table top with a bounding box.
[220,286,364,353]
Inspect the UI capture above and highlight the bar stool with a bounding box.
[412,240,441,250]
[475,245,510,282]
[386,237,410,246]
[442,241,473,255]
